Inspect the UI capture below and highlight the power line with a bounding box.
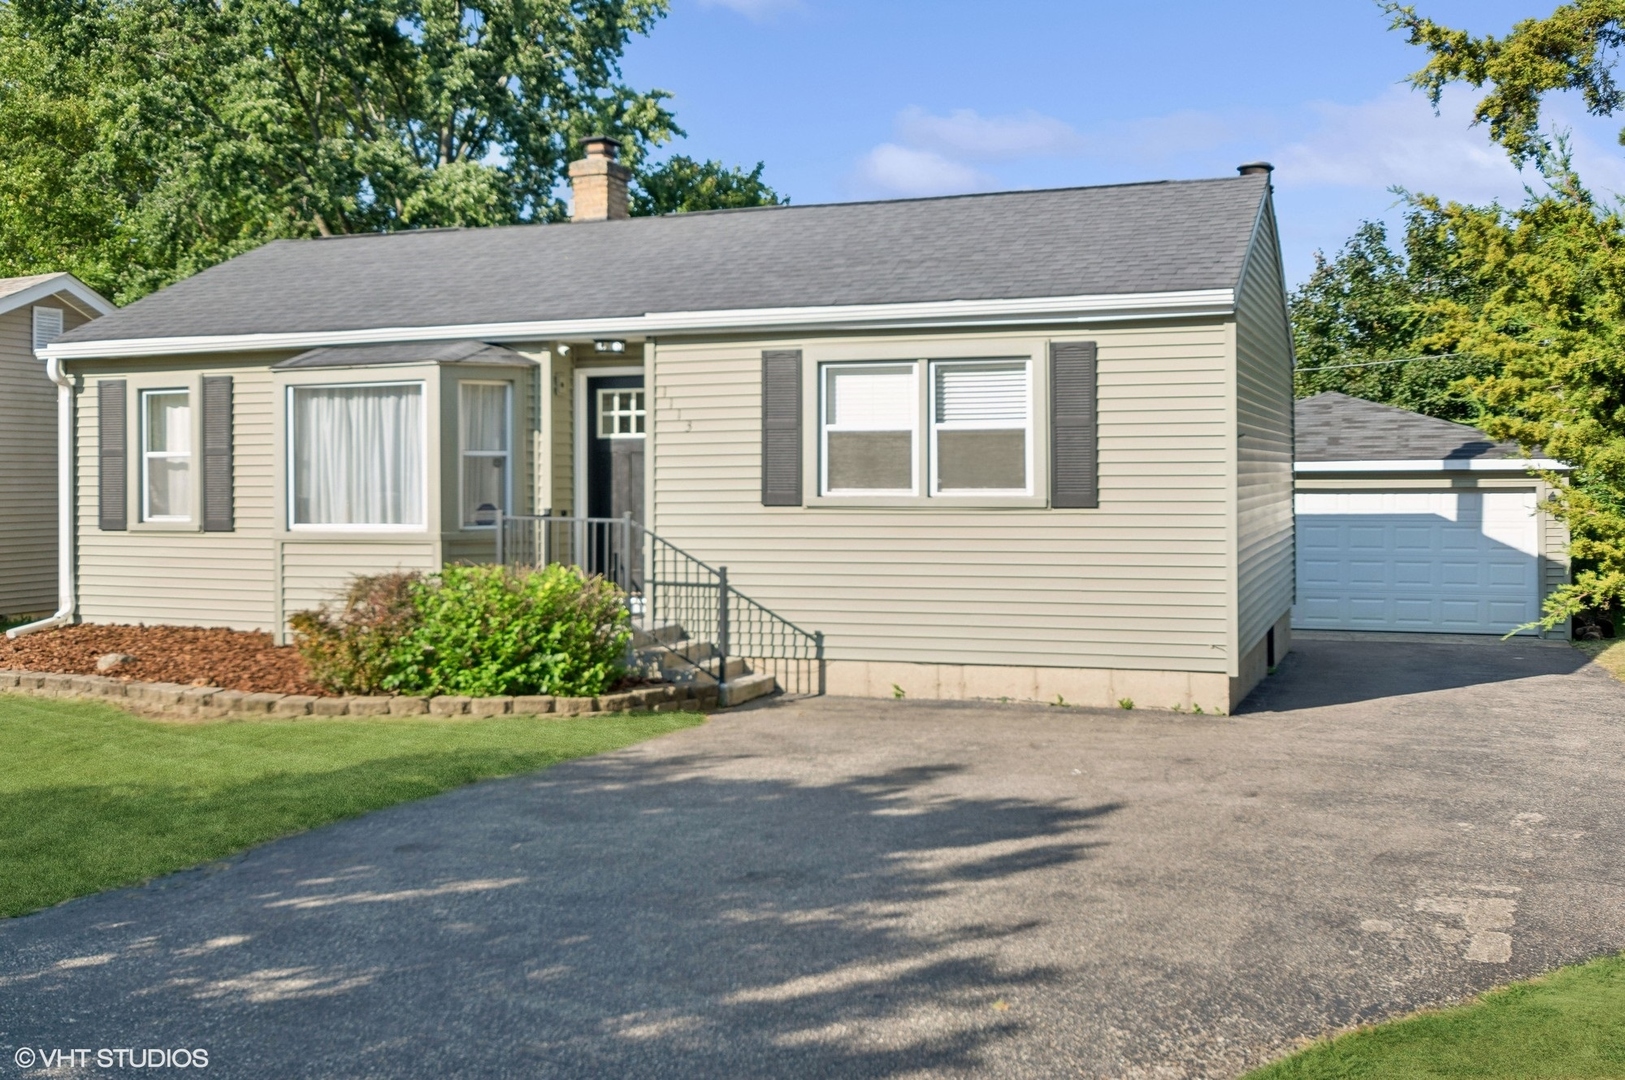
[1295,351,1471,374]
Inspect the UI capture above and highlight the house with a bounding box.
[1293,392,1570,636]
[0,274,114,621]
[30,141,1295,712]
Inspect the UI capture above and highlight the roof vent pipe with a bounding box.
[1237,161,1274,176]
[569,136,631,222]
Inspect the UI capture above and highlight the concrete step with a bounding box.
[719,671,777,707]
[662,656,750,684]
[630,622,686,649]
[638,640,718,669]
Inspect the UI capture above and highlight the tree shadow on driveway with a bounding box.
[0,756,1123,1079]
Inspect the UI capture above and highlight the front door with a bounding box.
[585,374,645,586]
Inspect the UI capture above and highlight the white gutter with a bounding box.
[1294,457,1570,473]
[8,358,76,638]
[40,288,1236,361]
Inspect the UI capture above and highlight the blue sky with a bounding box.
[621,1,1625,286]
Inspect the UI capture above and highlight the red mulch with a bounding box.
[0,624,324,696]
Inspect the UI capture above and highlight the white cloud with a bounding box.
[1270,86,1531,203]
[696,0,801,19]
[894,107,1083,161]
[851,144,996,198]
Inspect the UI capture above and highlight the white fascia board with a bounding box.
[1295,458,1571,473]
[40,288,1235,361]
[0,274,116,321]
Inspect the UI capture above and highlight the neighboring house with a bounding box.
[0,274,114,619]
[35,141,1295,711]
[1293,392,1570,637]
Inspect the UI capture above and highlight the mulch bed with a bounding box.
[0,625,324,696]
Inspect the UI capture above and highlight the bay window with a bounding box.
[142,389,191,521]
[290,383,424,528]
[460,382,511,528]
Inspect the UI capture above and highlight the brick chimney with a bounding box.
[569,136,631,222]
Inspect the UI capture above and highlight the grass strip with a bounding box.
[0,695,701,918]
[1575,638,1625,683]
[1244,952,1625,1079]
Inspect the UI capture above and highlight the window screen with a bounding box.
[822,364,916,493]
[931,360,1029,492]
[142,389,191,520]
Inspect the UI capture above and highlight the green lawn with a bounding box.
[1576,638,1625,683]
[0,694,702,918]
[1244,953,1625,1079]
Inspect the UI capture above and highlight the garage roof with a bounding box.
[57,175,1270,346]
[1294,392,1521,463]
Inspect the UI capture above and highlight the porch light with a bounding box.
[594,339,626,354]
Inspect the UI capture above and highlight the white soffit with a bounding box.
[41,288,1236,361]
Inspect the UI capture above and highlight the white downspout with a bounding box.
[8,357,75,638]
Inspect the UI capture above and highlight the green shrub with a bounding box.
[288,572,420,695]
[290,564,631,698]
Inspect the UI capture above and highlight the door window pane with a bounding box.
[931,361,1029,492]
[142,389,191,520]
[822,364,916,493]
[597,389,646,437]
[291,384,424,526]
[461,382,510,527]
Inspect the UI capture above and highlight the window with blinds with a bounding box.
[931,360,1030,493]
[820,363,916,493]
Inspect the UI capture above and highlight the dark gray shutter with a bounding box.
[1050,341,1099,509]
[97,380,127,530]
[761,350,802,506]
[202,375,234,531]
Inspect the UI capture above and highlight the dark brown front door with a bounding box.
[585,374,645,586]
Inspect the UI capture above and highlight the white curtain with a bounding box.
[292,384,423,526]
[460,383,508,451]
[460,383,509,525]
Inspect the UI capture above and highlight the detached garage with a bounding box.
[1293,393,1571,638]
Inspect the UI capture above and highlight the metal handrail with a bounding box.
[495,512,824,696]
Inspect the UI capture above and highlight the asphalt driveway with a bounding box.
[3,637,1623,1079]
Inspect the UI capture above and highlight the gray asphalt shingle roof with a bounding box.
[1295,392,1519,462]
[272,339,535,369]
[61,175,1269,345]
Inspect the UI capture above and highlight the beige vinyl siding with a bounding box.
[75,355,283,630]
[0,298,90,615]
[1233,199,1297,659]
[651,323,1234,672]
[550,347,574,513]
[281,540,438,619]
[1542,487,1569,612]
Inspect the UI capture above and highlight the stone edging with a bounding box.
[0,670,718,719]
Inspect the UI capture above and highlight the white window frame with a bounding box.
[819,361,920,497]
[459,380,513,530]
[928,358,1034,497]
[140,387,192,523]
[595,386,647,439]
[286,380,428,533]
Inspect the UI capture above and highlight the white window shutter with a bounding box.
[32,306,64,353]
